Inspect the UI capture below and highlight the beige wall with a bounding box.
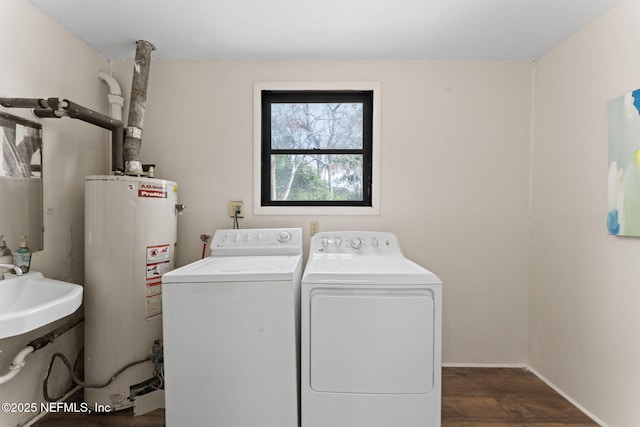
[0,1,108,426]
[112,59,534,365]
[530,0,639,425]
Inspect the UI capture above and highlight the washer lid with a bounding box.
[163,255,302,283]
[302,255,441,285]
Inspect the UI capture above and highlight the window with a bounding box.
[254,82,380,215]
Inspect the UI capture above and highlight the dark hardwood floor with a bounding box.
[442,367,598,426]
[33,368,598,426]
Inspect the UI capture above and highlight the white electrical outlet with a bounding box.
[310,221,319,236]
[228,201,244,218]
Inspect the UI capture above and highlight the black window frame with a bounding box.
[260,89,374,207]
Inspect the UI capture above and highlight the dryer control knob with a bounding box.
[277,231,291,243]
[371,237,379,247]
[350,238,362,249]
[334,237,342,247]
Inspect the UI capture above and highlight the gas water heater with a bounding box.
[84,175,179,410]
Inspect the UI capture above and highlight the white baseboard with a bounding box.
[526,366,607,427]
[442,362,528,369]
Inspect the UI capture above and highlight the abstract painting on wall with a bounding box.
[607,89,640,236]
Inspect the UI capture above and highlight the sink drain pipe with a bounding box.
[0,315,82,385]
[0,346,34,385]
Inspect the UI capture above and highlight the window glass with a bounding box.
[271,103,364,150]
[271,154,364,202]
[261,90,372,207]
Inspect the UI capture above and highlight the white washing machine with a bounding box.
[162,228,302,427]
[301,231,442,427]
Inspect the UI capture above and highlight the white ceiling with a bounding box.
[29,0,618,61]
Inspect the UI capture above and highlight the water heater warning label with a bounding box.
[146,244,170,319]
[146,294,162,318]
[147,245,170,265]
[138,183,167,198]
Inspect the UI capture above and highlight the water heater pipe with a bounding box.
[0,96,125,172]
[123,40,155,176]
[97,72,124,121]
[98,72,125,172]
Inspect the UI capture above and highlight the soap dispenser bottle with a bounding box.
[13,235,31,273]
[0,235,11,264]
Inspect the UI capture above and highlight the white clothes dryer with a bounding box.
[301,231,442,427]
[162,228,302,427]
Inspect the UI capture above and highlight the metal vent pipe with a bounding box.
[123,40,155,176]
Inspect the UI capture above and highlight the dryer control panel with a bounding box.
[210,228,302,256]
[310,231,403,255]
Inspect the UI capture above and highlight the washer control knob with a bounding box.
[334,237,342,247]
[350,238,362,249]
[277,231,291,243]
[371,237,379,247]
[322,238,329,247]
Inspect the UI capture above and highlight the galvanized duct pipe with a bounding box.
[123,40,155,176]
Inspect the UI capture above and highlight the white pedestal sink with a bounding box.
[0,271,83,339]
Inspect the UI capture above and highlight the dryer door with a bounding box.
[310,288,435,394]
